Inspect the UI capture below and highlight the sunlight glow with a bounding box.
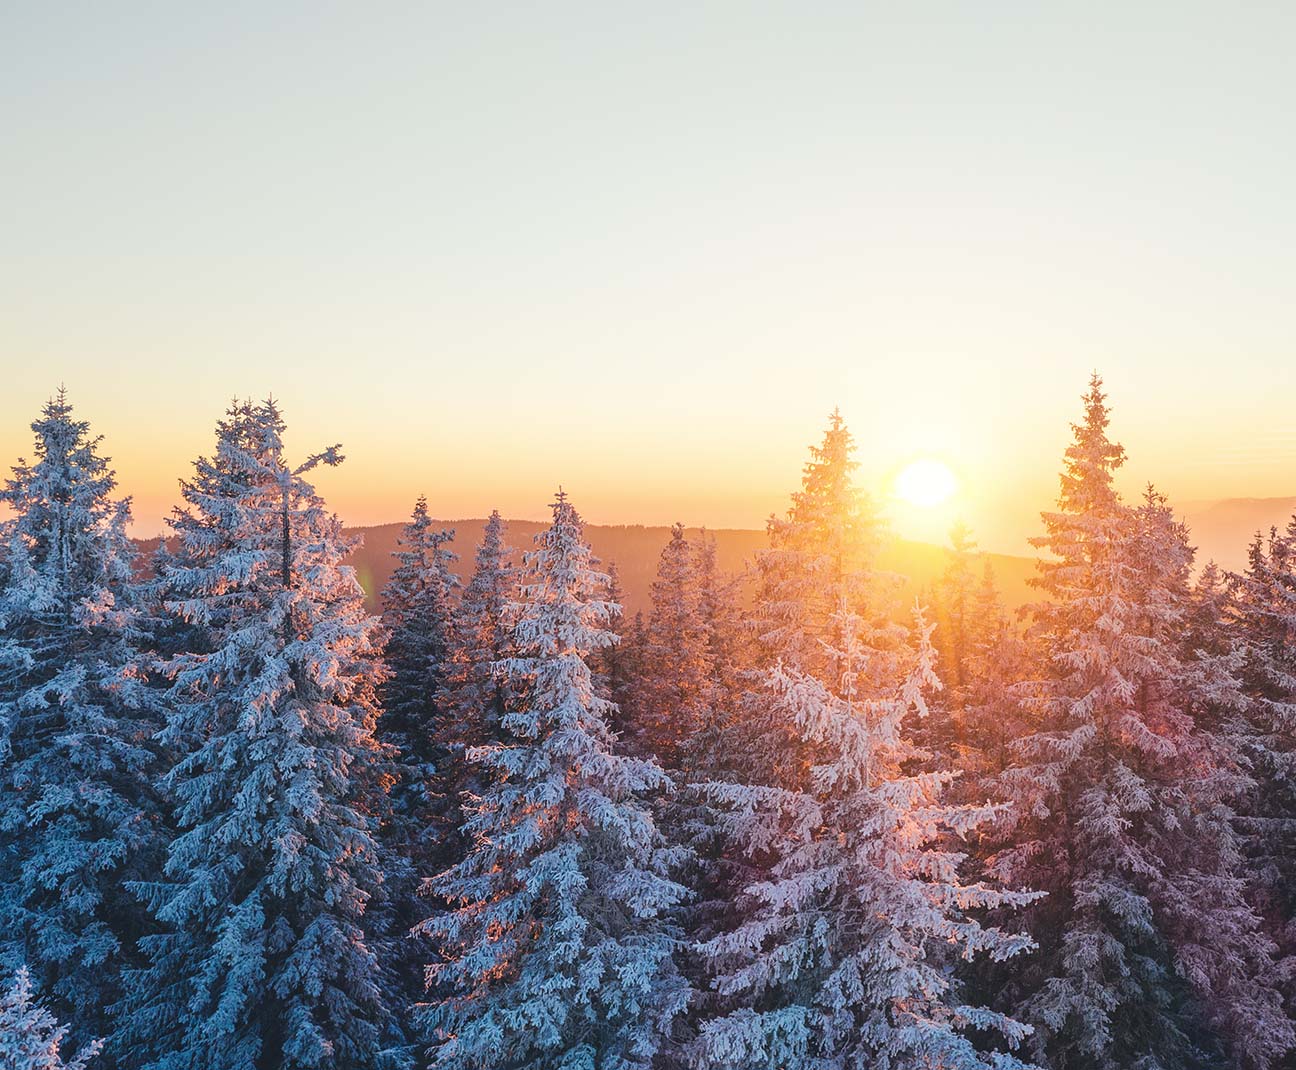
[894,458,958,508]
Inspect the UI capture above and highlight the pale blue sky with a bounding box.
[3,2,1294,549]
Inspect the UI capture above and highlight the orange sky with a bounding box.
[3,6,1294,549]
[0,365,1290,558]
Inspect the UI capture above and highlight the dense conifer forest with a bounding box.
[1,379,1294,1069]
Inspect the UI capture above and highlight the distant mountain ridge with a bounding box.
[342,519,1039,616]
[134,497,1296,617]
[1180,497,1296,571]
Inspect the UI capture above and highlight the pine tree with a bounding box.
[0,968,101,1070]
[120,399,395,1070]
[753,408,882,679]
[923,523,984,772]
[634,523,713,768]
[692,531,746,724]
[955,561,1032,787]
[418,491,690,1070]
[693,411,1040,1070]
[1227,519,1296,1023]
[372,498,459,1051]
[935,522,979,699]
[449,509,517,771]
[590,560,633,736]
[0,391,161,1056]
[739,409,890,793]
[991,377,1293,1070]
[378,497,459,865]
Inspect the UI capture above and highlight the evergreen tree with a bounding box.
[739,408,890,794]
[693,412,1039,1070]
[374,497,459,1053]
[0,391,160,1057]
[923,523,984,772]
[378,498,459,875]
[935,522,980,701]
[955,561,1033,788]
[0,968,101,1070]
[634,523,713,768]
[692,530,747,724]
[120,400,395,1070]
[418,491,689,1070]
[1227,520,1296,1023]
[590,560,633,737]
[991,377,1292,1070]
[448,509,517,795]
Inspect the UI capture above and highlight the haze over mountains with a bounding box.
[133,498,1293,615]
[343,519,1037,616]
[335,495,1296,615]
[1180,497,1296,571]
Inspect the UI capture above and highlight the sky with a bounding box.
[3,2,1294,552]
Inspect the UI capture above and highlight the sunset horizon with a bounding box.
[4,6,1295,1070]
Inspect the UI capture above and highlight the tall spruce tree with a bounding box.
[374,498,459,1049]
[922,523,985,773]
[378,498,459,869]
[991,377,1292,1070]
[693,412,1040,1070]
[1227,519,1296,1024]
[0,967,101,1070]
[954,561,1033,789]
[635,523,713,768]
[449,509,516,774]
[737,408,890,793]
[418,491,689,1070]
[0,391,160,1058]
[120,400,395,1070]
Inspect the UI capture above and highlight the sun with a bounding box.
[894,458,958,508]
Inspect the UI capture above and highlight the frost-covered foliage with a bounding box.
[991,377,1293,1070]
[0,391,160,1054]
[380,496,459,842]
[374,496,461,1051]
[592,561,639,743]
[1228,518,1296,1020]
[119,400,395,1070]
[737,409,891,795]
[934,522,980,701]
[931,539,1034,791]
[0,967,101,1070]
[632,523,714,767]
[447,509,516,794]
[418,491,690,1070]
[694,411,1039,1070]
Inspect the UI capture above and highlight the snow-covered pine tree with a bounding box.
[119,399,396,1070]
[753,408,882,678]
[590,560,635,740]
[418,491,690,1070]
[991,377,1293,1070]
[633,523,713,768]
[737,409,889,794]
[379,497,460,856]
[1227,519,1296,1023]
[693,411,1040,1070]
[921,523,985,773]
[0,390,161,1056]
[934,522,979,700]
[374,497,459,1044]
[0,967,102,1070]
[692,530,747,726]
[953,560,1033,789]
[448,508,517,797]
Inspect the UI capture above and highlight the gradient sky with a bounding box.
[3,3,1294,552]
